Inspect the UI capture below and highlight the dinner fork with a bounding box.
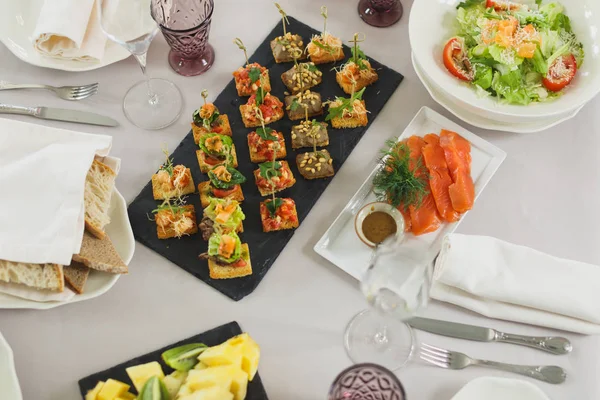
[419,343,567,384]
[0,81,99,100]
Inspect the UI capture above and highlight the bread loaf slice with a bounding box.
[0,260,64,292]
[63,261,90,294]
[84,159,116,239]
[73,231,128,274]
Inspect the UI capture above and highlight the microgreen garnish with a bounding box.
[325,87,366,121]
[307,63,318,72]
[373,140,428,210]
[290,98,301,111]
[275,3,290,36]
[266,197,283,217]
[349,32,368,70]
[259,161,282,180]
[256,127,278,141]
[233,37,249,65]
[152,198,187,215]
[159,146,174,176]
[248,67,261,83]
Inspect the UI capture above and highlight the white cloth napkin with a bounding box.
[430,234,600,334]
[0,282,76,303]
[32,0,108,62]
[0,118,113,266]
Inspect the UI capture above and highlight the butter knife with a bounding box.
[408,317,572,355]
[0,104,118,127]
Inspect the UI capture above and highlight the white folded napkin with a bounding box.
[0,118,113,266]
[32,0,108,62]
[430,234,600,334]
[0,282,76,303]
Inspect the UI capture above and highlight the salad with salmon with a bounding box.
[444,0,584,104]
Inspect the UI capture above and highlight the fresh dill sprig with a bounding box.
[372,140,428,210]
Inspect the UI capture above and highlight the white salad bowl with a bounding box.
[409,0,600,123]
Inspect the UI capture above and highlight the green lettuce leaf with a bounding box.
[207,232,242,263]
[198,133,233,157]
[208,166,246,189]
[473,64,493,89]
[204,198,245,229]
[491,70,531,105]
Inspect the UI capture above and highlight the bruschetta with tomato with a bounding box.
[199,232,252,279]
[253,160,296,196]
[247,127,287,163]
[196,133,238,173]
[260,198,299,232]
[239,92,284,128]
[232,62,272,97]
[198,165,246,208]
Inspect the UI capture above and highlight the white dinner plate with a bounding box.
[314,106,506,280]
[0,188,135,309]
[0,332,22,400]
[451,377,550,400]
[0,0,129,71]
[412,53,584,134]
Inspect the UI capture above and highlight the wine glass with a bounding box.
[358,0,403,28]
[329,363,406,400]
[151,0,215,76]
[344,236,437,371]
[98,0,183,130]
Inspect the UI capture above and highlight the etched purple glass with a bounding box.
[329,363,406,400]
[151,0,215,76]
[358,0,403,28]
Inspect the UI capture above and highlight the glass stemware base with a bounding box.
[168,44,215,76]
[344,309,414,371]
[358,0,403,28]
[123,78,183,130]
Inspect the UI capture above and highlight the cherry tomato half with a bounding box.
[442,38,473,82]
[543,54,577,92]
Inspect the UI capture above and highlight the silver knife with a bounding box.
[0,104,118,127]
[408,317,572,355]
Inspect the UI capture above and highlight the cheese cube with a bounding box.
[85,381,104,400]
[125,361,165,392]
[97,379,130,400]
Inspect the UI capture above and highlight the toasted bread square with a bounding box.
[281,62,322,93]
[208,243,252,279]
[296,150,335,180]
[234,69,271,97]
[192,115,232,144]
[330,100,368,129]
[156,205,198,239]
[247,131,287,163]
[291,121,329,149]
[196,146,238,174]
[270,33,306,63]
[336,66,379,94]
[253,161,296,196]
[284,92,323,121]
[260,200,299,232]
[239,104,284,128]
[151,168,195,200]
[198,181,245,208]
[307,38,345,65]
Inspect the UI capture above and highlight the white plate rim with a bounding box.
[450,376,551,400]
[0,187,135,309]
[313,106,506,279]
[0,331,22,400]
[411,52,584,134]
[0,0,130,72]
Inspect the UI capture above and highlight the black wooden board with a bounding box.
[127,16,403,301]
[79,321,268,399]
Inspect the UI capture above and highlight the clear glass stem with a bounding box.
[134,53,158,105]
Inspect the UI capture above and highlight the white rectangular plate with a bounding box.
[314,106,506,280]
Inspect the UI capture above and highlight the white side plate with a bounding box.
[0,0,129,71]
[451,377,550,400]
[0,188,135,309]
[0,332,22,400]
[314,106,506,280]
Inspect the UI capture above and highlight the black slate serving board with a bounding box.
[128,16,403,301]
[79,321,268,399]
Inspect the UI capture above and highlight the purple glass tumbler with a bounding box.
[151,0,215,76]
[358,0,403,28]
[328,363,406,400]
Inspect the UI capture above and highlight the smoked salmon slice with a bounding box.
[422,134,460,223]
[405,136,441,235]
[439,130,474,213]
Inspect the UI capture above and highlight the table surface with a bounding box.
[1,1,599,399]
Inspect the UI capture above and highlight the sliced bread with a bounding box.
[85,159,116,239]
[63,261,90,294]
[73,231,128,274]
[0,260,64,292]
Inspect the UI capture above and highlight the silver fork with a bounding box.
[420,343,567,384]
[0,81,99,101]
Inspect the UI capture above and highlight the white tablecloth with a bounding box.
[0,1,599,399]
